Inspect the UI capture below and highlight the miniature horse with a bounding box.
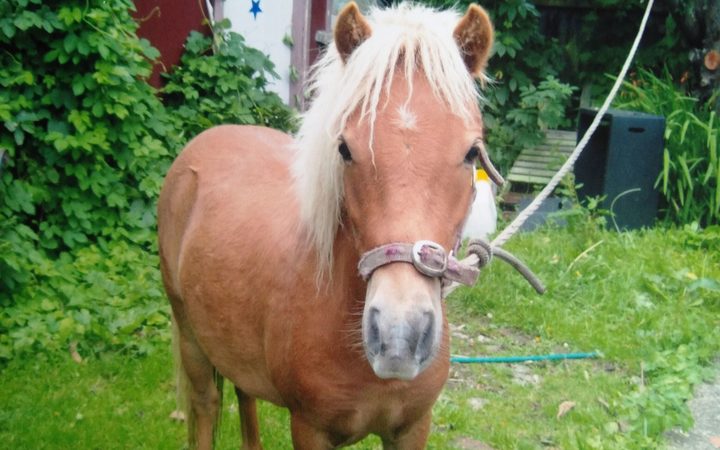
[158,3,494,448]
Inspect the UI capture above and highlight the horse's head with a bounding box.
[331,3,494,380]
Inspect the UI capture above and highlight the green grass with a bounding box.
[1,226,718,449]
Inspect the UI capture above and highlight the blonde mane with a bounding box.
[292,4,484,272]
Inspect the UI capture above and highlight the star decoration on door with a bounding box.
[250,0,262,20]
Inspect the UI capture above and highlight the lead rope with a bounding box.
[443,0,655,298]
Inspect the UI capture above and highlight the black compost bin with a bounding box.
[574,108,665,230]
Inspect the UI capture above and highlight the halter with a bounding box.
[356,144,546,296]
[357,240,484,286]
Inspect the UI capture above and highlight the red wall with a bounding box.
[133,0,212,88]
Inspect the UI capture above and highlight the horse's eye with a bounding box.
[464,146,479,164]
[339,141,352,163]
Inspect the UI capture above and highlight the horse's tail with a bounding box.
[172,315,189,427]
[172,314,225,448]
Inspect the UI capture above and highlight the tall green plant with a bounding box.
[616,68,719,225]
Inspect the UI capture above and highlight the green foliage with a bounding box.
[616,68,720,225]
[0,0,176,361]
[506,76,576,132]
[417,1,691,175]
[162,20,297,140]
[500,75,576,161]
[2,227,718,449]
[0,241,169,361]
[0,0,295,363]
[567,3,690,98]
[0,0,175,261]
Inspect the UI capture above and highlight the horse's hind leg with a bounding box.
[177,329,223,450]
[235,387,263,449]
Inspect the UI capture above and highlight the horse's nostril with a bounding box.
[367,307,381,355]
[416,311,435,363]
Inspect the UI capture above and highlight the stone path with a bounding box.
[666,363,720,450]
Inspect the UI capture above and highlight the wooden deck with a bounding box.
[506,130,576,186]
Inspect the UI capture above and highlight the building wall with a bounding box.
[133,0,211,88]
[224,0,294,103]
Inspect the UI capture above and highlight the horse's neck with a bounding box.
[286,224,366,359]
[329,223,366,305]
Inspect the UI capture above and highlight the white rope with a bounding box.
[444,0,655,297]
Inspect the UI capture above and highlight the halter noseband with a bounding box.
[357,240,487,286]
[357,238,545,295]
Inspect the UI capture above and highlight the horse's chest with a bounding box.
[290,369,437,441]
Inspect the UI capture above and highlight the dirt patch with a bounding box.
[453,436,496,450]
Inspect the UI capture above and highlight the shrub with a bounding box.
[417,0,692,175]
[162,20,297,139]
[0,0,175,275]
[0,0,295,363]
[0,241,169,360]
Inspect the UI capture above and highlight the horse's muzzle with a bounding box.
[364,306,436,380]
[362,264,442,380]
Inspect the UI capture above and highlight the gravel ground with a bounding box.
[665,362,720,450]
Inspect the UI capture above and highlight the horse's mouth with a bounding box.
[371,357,421,381]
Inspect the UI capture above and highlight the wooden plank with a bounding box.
[507,174,554,185]
[513,157,561,166]
[543,142,575,150]
[519,149,569,157]
[546,130,576,137]
[546,130,575,137]
[545,138,575,144]
[508,167,558,177]
[520,150,571,159]
[512,161,561,172]
[513,156,572,167]
[534,143,574,152]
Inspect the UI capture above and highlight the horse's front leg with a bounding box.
[290,414,335,450]
[381,412,432,450]
[235,387,262,450]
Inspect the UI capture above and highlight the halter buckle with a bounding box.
[411,240,447,278]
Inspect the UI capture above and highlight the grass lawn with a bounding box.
[1,226,718,449]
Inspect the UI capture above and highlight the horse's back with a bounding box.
[158,125,300,403]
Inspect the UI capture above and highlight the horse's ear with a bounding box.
[334,2,372,63]
[453,4,494,78]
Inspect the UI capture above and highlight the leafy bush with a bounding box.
[492,75,576,168]
[0,0,174,360]
[162,20,297,139]
[616,68,719,226]
[414,0,573,172]
[0,0,175,274]
[0,0,295,363]
[0,241,169,361]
